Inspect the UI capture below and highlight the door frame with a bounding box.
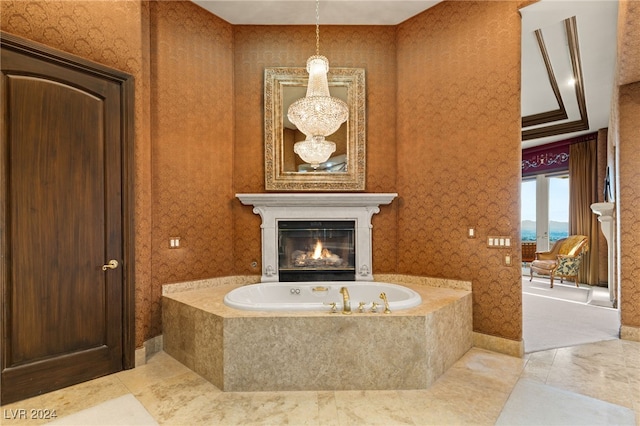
[0,32,136,372]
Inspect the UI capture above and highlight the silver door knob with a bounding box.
[102,259,119,271]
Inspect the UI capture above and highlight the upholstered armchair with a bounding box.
[529,235,589,288]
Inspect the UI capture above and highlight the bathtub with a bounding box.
[223,281,422,312]
[163,278,473,391]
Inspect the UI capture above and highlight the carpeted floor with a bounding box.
[523,278,591,303]
[522,277,620,353]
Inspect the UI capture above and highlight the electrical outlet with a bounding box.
[169,237,181,248]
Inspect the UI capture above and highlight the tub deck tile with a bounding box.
[162,282,472,392]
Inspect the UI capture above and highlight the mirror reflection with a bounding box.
[283,86,348,172]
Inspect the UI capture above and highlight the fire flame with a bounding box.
[312,240,323,259]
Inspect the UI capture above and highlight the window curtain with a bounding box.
[568,139,599,285]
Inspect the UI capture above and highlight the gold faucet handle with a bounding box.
[370,302,379,313]
[324,302,337,313]
[358,302,367,313]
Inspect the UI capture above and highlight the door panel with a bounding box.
[1,33,133,404]
[11,76,111,363]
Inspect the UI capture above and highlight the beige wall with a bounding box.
[3,0,639,347]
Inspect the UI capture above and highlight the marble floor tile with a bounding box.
[1,375,130,425]
[520,349,557,382]
[115,351,194,394]
[495,378,636,426]
[552,340,628,373]
[48,394,158,426]
[333,390,414,425]
[317,391,340,426]
[235,391,320,425]
[442,348,526,393]
[399,384,509,426]
[547,368,635,410]
[132,370,222,424]
[544,342,636,409]
[3,340,639,426]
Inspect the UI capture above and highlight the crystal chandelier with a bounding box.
[287,0,348,169]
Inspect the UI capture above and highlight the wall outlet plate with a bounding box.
[487,236,511,248]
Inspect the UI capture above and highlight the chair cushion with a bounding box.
[530,259,556,273]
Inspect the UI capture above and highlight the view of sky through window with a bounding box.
[521,176,569,242]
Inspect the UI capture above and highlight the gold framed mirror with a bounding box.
[264,66,365,191]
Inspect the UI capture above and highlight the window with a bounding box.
[521,174,569,251]
[548,175,569,243]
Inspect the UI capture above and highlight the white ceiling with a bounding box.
[192,0,618,147]
[192,0,442,25]
[519,0,618,148]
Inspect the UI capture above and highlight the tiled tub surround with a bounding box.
[162,279,472,392]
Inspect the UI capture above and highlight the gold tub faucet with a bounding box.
[339,287,352,315]
[379,292,391,314]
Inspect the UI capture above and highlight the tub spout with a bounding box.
[339,287,352,315]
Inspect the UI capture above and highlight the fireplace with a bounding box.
[236,193,397,282]
[278,220,356,282]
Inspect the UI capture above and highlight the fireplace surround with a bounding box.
[236,193,397,282]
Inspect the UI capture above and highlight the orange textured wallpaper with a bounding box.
[396,1,523,340]
[231,25,399,275]
[617,0,640,86]
[618,82,640,328]
[614,0,640,331]
[0,0,153,347]
[8,0,637,347]
[148,1,235,336]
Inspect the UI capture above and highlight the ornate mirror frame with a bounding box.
[264,67,366,191]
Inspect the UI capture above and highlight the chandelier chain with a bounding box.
[315,0,320,55]
[286,0,349,167]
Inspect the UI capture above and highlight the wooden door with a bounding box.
[1,33,134,404]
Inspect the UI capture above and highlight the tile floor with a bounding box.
[1,339,638,425]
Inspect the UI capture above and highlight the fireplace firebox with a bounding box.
[278,221,355,282]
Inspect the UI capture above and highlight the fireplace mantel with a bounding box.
[237,193,397,282]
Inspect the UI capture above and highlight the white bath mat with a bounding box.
[48,394,158,425]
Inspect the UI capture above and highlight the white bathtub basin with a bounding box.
[223,281,422,312]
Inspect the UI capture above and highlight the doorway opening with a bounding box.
[521,172,618,353]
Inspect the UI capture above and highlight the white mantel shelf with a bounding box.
[236,193,398,208]
[236,193,398,282]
